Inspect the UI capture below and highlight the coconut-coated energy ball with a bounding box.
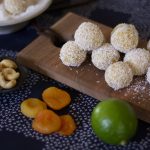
[74,22,104,51]
[124,48,150,76]
[60,41,87,67]
[92,43,120,70]
[4,0,28,15]
[147,40,150,51]
[105,61,133,90]
[146,67,150,84]
[111,23,139,53]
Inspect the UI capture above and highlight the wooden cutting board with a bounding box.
[17,12,150,123]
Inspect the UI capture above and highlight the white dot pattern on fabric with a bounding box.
[0,49,150,150]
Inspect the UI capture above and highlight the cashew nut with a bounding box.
[0,73,16,89]
[2,68,20,80]
[1,59,17,69]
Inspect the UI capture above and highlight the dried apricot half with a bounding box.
[32,109,61,134]
[42,87,71,110]
[58,115,76,136]
[21,98,47,118]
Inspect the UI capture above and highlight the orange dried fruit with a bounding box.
[42,87,71,110]
[32,109,61,134]
[58,115,76,136]
[21,98,47,118]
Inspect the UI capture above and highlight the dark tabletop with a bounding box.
[0,0,150,150]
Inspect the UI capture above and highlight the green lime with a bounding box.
[91,99,138,145]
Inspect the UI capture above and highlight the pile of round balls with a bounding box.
[59,22,150,90]
[2,0,37,15]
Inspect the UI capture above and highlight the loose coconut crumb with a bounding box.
[124,77,150,102]
[96,80,100,83]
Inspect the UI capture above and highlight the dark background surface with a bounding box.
[0,0,150,150]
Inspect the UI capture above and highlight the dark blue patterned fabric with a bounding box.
[0,0,150,150]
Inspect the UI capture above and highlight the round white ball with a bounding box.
[92,43,120,70]
[74,22,104,51]
[111,23,139,53]
[105,61,133,90]
[147,40,150,51]
[124,48,150,76]
[60,41,87,67]
[4,0,28,15]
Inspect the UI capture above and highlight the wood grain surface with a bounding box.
[17,13,150,123]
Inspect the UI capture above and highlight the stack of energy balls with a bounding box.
[60,22,150,90]
[3,0,37,15]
